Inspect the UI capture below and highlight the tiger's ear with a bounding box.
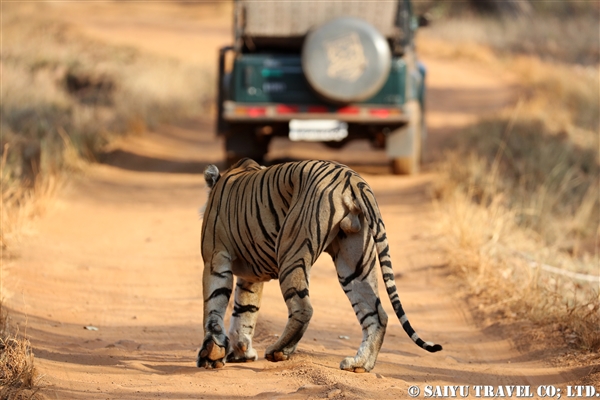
[204,165,220,189]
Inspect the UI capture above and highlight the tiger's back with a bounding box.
[201,159,362,282]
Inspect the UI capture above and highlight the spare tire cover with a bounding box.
[302,17,392,104]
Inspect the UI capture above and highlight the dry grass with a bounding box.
[435,172,599,351]
[419,14,599,66]
[415,0,599,18]
[1,143,64,249]
[433,109,599,351]
[427,12,599,356]
[439,114,599,256]
[0,6,214,397]
[0,303,41,400]
[1,4,213,246]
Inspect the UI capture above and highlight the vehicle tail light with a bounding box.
[369,108,402,118]
[276,105,300,114]
[369,109,389,118]
[236,106,267,117]
[247,107,267,117]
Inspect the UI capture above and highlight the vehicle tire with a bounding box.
[389,101,422,175]
[224,125,271,168]
[302,17,391,104]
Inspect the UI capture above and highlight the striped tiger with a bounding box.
[198,158,442,372]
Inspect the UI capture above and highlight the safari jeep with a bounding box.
[216,0,427,174]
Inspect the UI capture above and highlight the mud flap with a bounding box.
[386,100,421,175]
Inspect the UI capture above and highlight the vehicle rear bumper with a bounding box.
[222,101,410,124]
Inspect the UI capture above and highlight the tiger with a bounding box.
[197,158,442,373]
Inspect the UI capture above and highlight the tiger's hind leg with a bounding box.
[265,253,314,362]
[329,226,388,373]
[227,277,264,363]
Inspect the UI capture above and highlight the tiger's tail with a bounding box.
[352,179,443,353]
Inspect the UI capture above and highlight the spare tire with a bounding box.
[302,17,392,104]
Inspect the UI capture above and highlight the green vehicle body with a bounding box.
[216,0,427,174]
[230,55,418,107]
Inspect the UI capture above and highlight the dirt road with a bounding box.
[2,3,591,399]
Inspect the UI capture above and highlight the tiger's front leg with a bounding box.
[197,251,233,369]
[227,277,264,363]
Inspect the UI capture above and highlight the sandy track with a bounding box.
[2,3,591,399]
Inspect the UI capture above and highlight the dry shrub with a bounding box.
[510,56,599,133]
[430,19,599,354]
[419,12,599,65]
[434,105,599,353]
[1,143,63,249]
[435,176,599,352]
[2,6,212,163]
[444,116,599,251]
[0,303,41,400]
[1,3,213,246]
[417,0,599,19]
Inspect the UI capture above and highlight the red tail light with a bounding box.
[234,106,267,117]
[247,107,266,117]
[276,105,300,114]
[369,109,390,118]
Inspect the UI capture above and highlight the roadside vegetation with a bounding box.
[0,302,40,400]
[419,1,598,66]
[1,5,212,397]
[1,4,212,248]
[419,2,600,359]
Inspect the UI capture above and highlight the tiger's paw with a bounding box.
[340,356,373,373]
[197,334,230,369]
[265,345,292,362]
[265,350,289,362]
[226,341,258,363]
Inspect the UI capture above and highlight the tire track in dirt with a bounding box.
[2,3,591,399]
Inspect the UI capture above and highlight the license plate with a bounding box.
[289,119,348,142]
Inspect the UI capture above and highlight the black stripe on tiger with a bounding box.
[283,288,309,302]
[206,287,232,301]
[232,302,259,317]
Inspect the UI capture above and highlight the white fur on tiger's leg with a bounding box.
[197,251,233,369]
[332,227,388,373]
[339,280,387,373]
[227,277,263,363]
